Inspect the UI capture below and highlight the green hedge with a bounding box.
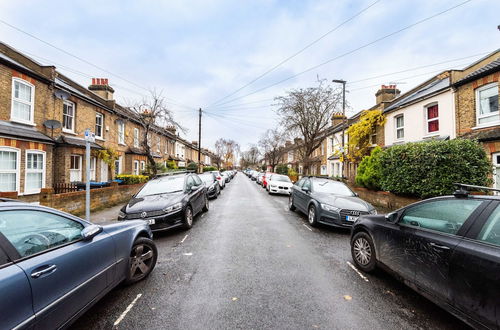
[116,174,149,185]
[355,139,492,198]
[275,164,288,175]
[203,166,217,172]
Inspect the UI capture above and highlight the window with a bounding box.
[395,115,404,140]
[493,153,500,193]
[63,100,75,132]
[133,160,139,175]
[320,165,327,175]
[114,156,122,175]
[89,157,96,181]
[477,205,500,247]
[156,136,161,152]
[476,83,499,125]
[0,148,19,192]
[400,199,483,235]
[117,121,125,145]
[140,161,145,172]
[133,128,139,148]
[193,175,202,186]
[186,176,195,190]
[425,103,439,133]
[302,179,311,190]
[25,151,45,194]
[0,210,83,258]
[370,130,377,145]
[69,155,82,182]
[95,113,104,138]
[11,78,34,124]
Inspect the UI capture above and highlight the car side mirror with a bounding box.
[81,224,103,241]
[301,186,310,193]
[385,212,398,224]
[354,192,359,197]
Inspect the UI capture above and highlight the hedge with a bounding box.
[203,166,217,172]
[355,146,383,191]
[115,174,149,185]
[377,139,491,198]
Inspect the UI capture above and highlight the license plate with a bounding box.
[346,216,358,222]
[147,219,155,225]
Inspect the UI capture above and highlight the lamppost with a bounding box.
[332,79,346,179]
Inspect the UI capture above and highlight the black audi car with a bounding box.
[199,172,220,199]
[118,171,208,231]
[349,184,500,330]
[289,176,376,228]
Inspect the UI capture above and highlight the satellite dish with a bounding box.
[44,120,62,129]
[54,90,70,100]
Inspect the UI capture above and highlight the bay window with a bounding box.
[25,151,45,194]
[425,103,439,134]
[11,78,35,124]
[476,83,499,125]
[0,148,19,192]
[63,100,75,132]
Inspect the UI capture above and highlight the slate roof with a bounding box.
[0,120,53,143]
[384,77,450,113]
[461,129,500,142]
[56,135,102,149]
[454,58,500,86]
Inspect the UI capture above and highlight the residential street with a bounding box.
[72,174,469,330]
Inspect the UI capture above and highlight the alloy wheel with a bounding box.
[308,207,315,224]
[130,244,154,280]
[353,237,372,266]
[186,208,193,226]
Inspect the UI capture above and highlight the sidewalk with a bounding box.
[90,203,125,225]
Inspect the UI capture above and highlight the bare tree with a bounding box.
[258,129,286,170]
[240,145,260,168]
[128,90,183,175]
[275,79,342,174]
[214,138,240,169]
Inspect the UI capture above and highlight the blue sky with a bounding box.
[1,0,499,151]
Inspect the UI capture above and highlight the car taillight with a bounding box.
[217,176,221,180]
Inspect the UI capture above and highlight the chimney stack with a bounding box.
[165,125,177,135]
[376,84,400,104]
[331,112,346,127]
[88,78,114,100]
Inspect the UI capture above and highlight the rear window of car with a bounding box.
[137,176,185,197]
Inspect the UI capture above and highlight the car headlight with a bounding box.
[270,184,277,188]
[369,209,378,215]
[163,202,182,214]
[320,203,340,213]
[118,210,126,220]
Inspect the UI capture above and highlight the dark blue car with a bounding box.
[0,200,158,329]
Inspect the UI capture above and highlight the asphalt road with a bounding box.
[71,174,470,330]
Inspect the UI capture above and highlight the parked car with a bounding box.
[199,172,220,199]
[119,171,208,231]
[221,172,231,183]
[349,184,500,330]
[256,173,265,185]
[0,200,157,330]
[267,174,293,195]
[289,176,376,228]
[262,172,274,188]
[211,170,226,189]
[251,171,259,181]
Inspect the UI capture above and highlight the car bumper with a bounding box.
[318,211,355,228]
[268,186,291,195]
[121,210,184,232]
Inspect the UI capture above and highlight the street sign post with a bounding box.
[84,129,95,222]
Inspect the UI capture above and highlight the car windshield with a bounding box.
[271,175,291,183]
[313,180,354,196]
[136,176,185,197]
[199,174,214,184]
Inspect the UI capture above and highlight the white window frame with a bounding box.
[140,161,145,171]
[62,100,75,133]
[115,156,123,175]
[133,128,139,148]
[395,114,404,141]
[11,78,35,125]
[475,82,499,127]
[424,102,439,135]
[156,136,161,152]
[117,121,125,145]
[24,150,46,194]
[493,152,500,195]
[69,154,82,182]
[0,147,20,193]
[95,113,104,139]
[133,160,140,175]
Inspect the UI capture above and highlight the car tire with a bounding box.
[183,206,194,229]
[351,232,377,273]
[289,195,296,211]
[202,196,209,212]
[124,237,158,285]
[308,205,318,227]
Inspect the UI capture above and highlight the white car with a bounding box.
[267,174,293,195]
[211,171,226,189]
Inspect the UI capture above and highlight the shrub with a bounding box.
[355,146,383,190]
[379,139,491,198]
[166,160,178,169]
[116,174,149,185]
[203,166,217,172]
[275,164,289,175]
[187,162,198,171]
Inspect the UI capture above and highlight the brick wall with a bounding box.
[40,182,143,216]
[350,186,420,212]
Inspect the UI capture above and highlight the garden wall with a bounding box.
[350,186,420,212]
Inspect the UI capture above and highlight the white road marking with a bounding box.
[302,224,313,231]
[183,252,193,256]
[347,261,369,282]
[180,234,188,243]
[113,293,142,326]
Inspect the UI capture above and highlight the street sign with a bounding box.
[84,129,95,143]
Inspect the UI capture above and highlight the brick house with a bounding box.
[453,50,500,190]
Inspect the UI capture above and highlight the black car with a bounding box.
[289,177,376,228]
[349,184,500,330]
[199,172,220,199]
[118,171,209,231]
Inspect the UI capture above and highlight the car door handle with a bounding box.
[429,242,450,250]
[31,264,57,278]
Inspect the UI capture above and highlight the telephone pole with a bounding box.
[197,108,202,173]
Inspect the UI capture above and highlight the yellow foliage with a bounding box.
[346,110,385,161]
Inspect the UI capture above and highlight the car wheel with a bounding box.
[288,195,296,211]
[308,205,318,227]
[183,206,194,229]
[124,237,158,285]
[202,196,209,212]
[351,232,377,272]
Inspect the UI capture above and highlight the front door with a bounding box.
[0,209,115,329]
[100,159,109,182]
[69,155,82,182]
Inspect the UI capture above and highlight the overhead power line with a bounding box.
[210,0,474,108]
[209,0,382,107]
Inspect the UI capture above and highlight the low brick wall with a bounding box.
[40,182,144,216]
[350,186,420,212]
